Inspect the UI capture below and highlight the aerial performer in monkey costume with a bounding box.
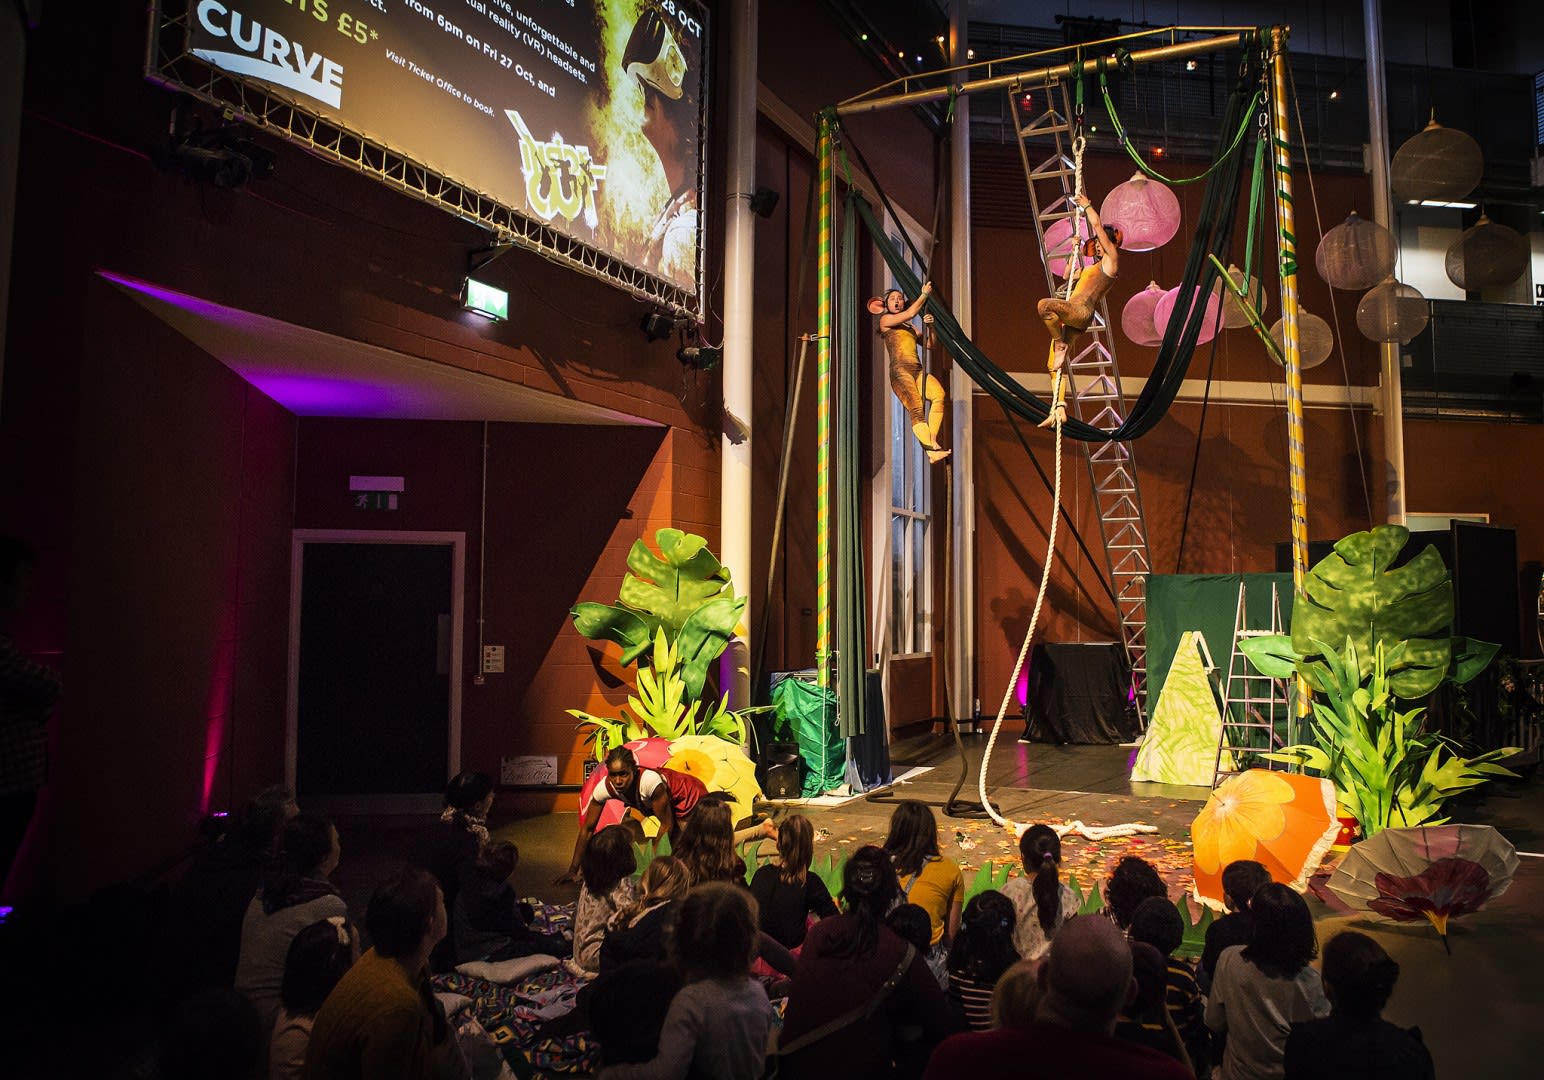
[868,281,951,464]
[1036,193,1123,427]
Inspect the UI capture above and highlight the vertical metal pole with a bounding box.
[1363,0,1407,525]
[1269,28,1309,599]
[947,0,976,727]
[815,118,834,693]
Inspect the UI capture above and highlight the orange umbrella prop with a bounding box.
[1325,824,1517,953]
[1191,769,1339,906]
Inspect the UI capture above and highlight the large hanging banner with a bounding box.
[177,0,707,297]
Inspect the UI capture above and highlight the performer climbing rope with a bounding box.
[868,281,951,464]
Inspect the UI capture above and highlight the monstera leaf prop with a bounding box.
[571,528,746,699]
[1240,524,1498,700]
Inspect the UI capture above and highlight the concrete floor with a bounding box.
[330,729,1544,1077]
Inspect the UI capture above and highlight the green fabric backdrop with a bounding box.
[1147,574,1296,700]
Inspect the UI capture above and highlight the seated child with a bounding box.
[570,825,639,976]
[748,814,839,950]
[454,841,569,964]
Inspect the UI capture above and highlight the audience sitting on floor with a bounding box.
[236,813,347,1034]
[1001,823,1077,960]
[304,867,451,1080]
[159,987,267,1080]
[675,797,746,886]
[269,916,357,1080]
[921,913,1192,1078]
[596,882,775,1080]
[1200,859,1271,991]
[883,800,963,985]
[570,825,639,976]
[884,901,934,955]
[1105,855,1169,931]
[1115,939,1195,1073]
[776,845,960,1079]
[1206,882,1330,1080]
[1129,894,1210,1078]
[749,813,839,950]
[1283,930,1435,1080]
[453,840,569,965]
[601,855,691,973]
[989,956,1045,1029]
[945,889,1021,1031]
[418,771,495,972]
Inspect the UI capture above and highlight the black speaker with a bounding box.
[761,741,802,799]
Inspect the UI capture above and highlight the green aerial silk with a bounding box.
[836,201,869,738]
[849,50,1262,443]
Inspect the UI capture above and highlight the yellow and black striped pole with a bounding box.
[815,115,834,692]
[1269,28,1308,600]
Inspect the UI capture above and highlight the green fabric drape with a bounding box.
[848,51,1262,443]
[836,201,869,738]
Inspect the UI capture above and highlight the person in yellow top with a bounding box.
[884,800,963,984]
[868,282,951,464]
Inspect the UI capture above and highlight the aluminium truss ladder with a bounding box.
[1215,579,1296,785]
[1011,76,1152,723]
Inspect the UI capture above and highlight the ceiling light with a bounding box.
[1329,89,1340,100]
[1185,59,1197,71]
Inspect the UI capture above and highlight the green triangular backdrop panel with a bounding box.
[1133,630,1229,785]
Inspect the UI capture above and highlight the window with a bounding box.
[887,232,932,657]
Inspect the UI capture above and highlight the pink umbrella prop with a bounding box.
[576,737,672,833]
[1154,285,1222,345]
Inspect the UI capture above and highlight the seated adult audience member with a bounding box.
[920,915,1193,1079]
[159,987,266,1080]
[303,867,451,1080]
[1114,940,1194,1072]
[749,813,839,950]
[596,883,775,1080]
[989,957,1045,1029]
[270,917,357,1080]
[883,800,963,982]
[171,784,297,992]
[1205,883,1329,1080]
[776,846,960,1079]
[1105,855,1168,930]
[1129,894,1209,1077]
[1200,860,1271,990]
[561,746,708,883]
[453,840,568,965]
[1283,931,1434,1080]
[570,825,639,975]
[417,771,494,970]
[1001,823,1077,960]
[236,814,347,1032]
[946,890,1021,1031]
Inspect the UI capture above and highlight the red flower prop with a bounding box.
[1368,856,1491,950]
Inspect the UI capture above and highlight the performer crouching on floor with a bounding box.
[557,746,707,884]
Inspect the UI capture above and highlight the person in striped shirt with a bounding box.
[946,890,1020,1031]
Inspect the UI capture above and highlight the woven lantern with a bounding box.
[1444,214,1529,291]
[1121,282,1166,346]
[1268,310,1334,369]
[1154,284,1223,345]
[1043,216,1082,279]
[1099,172,1182,252]
[1315,212,1397,290]
[1220,263,1266,329]
[1356,277,1429,344]
[1390,117,1483,203]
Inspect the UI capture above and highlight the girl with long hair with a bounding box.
[748,813,839,949]
[1000,823,1077,959]
[945,890,1021,1031]
[675,798,744,886]
[882,801,963,981]
[570,825,639,975]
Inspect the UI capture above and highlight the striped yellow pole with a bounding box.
[1269,27,1311,729]
[815,116,833,691]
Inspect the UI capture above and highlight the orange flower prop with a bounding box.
[1191,769,1339,906]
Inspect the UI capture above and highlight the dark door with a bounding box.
[297,542,453,796]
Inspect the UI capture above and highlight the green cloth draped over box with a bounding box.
[771,676,845,797]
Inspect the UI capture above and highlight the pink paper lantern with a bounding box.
[1099,172,1182,252]
[1153,285,1223,345]
[1042,216,1083,279]
[1121,281,1167,346]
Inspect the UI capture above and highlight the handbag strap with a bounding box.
[771,943,916,1059]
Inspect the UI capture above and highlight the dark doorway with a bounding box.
[294,539,459,798]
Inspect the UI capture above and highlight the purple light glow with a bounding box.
[244,374,402,417]
[1016,667,1030,710]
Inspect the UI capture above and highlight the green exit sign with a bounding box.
[463,277,509,321]
[352,492,398,511]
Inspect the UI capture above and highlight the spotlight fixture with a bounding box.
[1329,89,1341,100]
[748,186,780,219]
[677,344,723,371]
[641,312,680,342]
[1185,59,1197,71]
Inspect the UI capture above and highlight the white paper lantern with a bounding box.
[1356,278,1429,344]
[1268,309,1334,369]
[1316,212,1397,291]
[1121,282,1166,346]
[1154,284,1223,345]
[1219,263,1266,329]
[1099,172,1182,252]
[1391,118,1483,204]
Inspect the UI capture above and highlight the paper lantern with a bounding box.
[1121,281,1166,346]
[1043,216,1084,279]
[1099,172,1182,252]
[1219,263,1266,329]
[1356,278,1429,344]
[1444,214,1529,291]
[1390,118,1483,203]
[1154,284,1222,345]
[1268,309,1334,369]
[1316,212,1396,290]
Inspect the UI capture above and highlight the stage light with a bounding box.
[678,345,722,371]
[1152,146,1165,158]
[1185,59,1197,71]
[462,278,508,321]
[641,312,679,342]
[1329,89,1341,100]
